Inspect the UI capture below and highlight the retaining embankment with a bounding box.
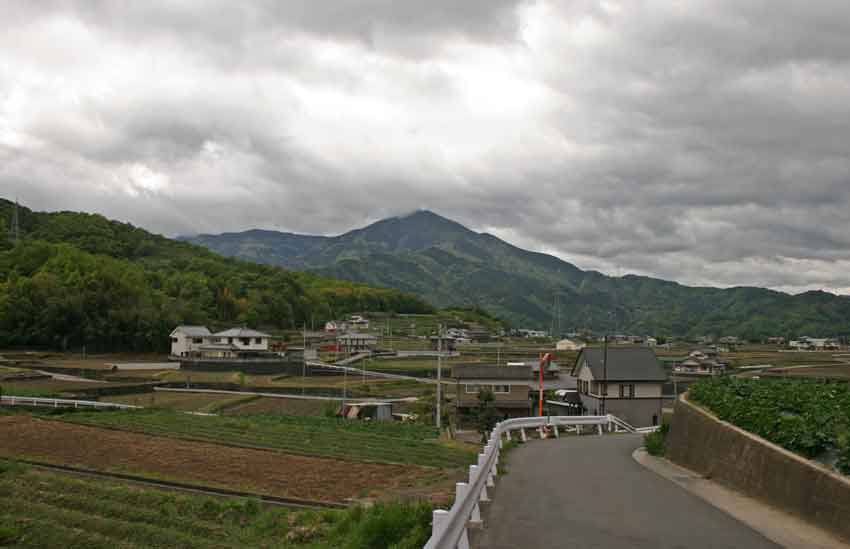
[666,393,850,542]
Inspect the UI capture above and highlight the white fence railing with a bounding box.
[0,395,140,410]
[424,414,651,549]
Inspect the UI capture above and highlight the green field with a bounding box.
[0,460,431,548]
[690,377,850,473]
[62,409,475,468]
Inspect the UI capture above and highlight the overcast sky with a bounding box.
[3,1,850,294]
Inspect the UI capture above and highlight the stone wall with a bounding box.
[667,394,850,542]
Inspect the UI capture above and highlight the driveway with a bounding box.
[479,434,779,549]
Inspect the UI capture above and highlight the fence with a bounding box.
[0,395,140,410]
[423,414,656,549]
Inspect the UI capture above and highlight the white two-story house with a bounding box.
[571,347,667,427]
[170,326,212,357]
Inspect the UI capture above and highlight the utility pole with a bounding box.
[436,324,442,431]
[302,324,307,396]
[601,334,608,415]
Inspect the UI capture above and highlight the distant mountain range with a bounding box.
[184,211,850,338]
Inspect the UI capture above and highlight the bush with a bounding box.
[330,501,433,549]
[838,434,850,475]
[644,424,669,457]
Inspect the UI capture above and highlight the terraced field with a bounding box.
[63,409,475,468]
[0,460,431,548]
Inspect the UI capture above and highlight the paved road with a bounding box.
[479,435,779,549]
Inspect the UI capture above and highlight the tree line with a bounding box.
[0,200,433,352]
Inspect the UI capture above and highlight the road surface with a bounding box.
[479,434,779,549]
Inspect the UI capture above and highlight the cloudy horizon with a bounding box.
[3,1,850,295]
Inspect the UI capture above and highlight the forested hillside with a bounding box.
[187,211,850,339]
[0,200,432,352]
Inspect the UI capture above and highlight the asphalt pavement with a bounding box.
[478,434,779,549]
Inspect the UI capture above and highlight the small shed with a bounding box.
[339,402,393,421]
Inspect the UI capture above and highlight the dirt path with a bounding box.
[0,415,436,503]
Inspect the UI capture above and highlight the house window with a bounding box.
[492,385,510,394]
[192,338,203,344]
[619,384,625,398]
[255,337,263,344]
[626,384,635,398]
[171,337,178,343]
[464,384,480,394]
[600,382,608,396]
[240,338,250,345]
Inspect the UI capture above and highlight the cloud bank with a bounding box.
[2,1,850,293]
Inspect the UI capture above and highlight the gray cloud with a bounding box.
[2,0,850,294]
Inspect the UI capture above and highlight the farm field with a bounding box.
[689,377,850,474]
[106,391,256,412]
[0,460,432,548]
[0,379,146,398]
[765,365,850,380]
[61,409,475,468]
[0,415,446,503]
[223,396,335,417]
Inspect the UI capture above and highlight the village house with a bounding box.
[789,337,840,351]
[453,359,575,425]
[337,332,378,353]
[674,350,727,376]
[169,326,212,357]
[571,347,667,427]
[556,338,585,351]
[453,364,532,422]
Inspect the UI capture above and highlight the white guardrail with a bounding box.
[0,395,140,410]
[423,414,658,549]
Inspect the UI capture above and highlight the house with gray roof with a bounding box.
[452,364,532,422]
[170,326,272,358]
[571,347,667,427]
[212,328,272,351]
[170,326,212,357]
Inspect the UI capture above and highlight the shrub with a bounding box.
[644,424,669,457]
[330,501,432,549]
[838,434,850,475]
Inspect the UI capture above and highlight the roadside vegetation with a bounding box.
[0,459,431,548]
[60,409,475,468]
[690,377,850,474]
[643,424,669,456]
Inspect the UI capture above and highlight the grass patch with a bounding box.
[0,460,431,548]
[60,409,475,468]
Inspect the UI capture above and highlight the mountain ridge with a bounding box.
[183,210,850,338]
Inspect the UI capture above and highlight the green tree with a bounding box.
[475,389,500,442]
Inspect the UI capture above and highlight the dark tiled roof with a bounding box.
[573,347,667,381]
[452,364,529,380]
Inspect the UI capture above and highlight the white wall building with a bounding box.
[211,328,271,351]
[170,326,212,357]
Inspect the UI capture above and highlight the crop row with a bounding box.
[63,410,474,468]
[0,461,431,549]
[689,377,850,473]
[0,465,286,548]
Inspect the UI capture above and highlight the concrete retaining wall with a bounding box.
[666,394,850,542]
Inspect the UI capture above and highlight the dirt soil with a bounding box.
[0,415,442,503]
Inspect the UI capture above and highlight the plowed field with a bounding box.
[0,415,438,503]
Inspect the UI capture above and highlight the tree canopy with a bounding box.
[0,199,433,352]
